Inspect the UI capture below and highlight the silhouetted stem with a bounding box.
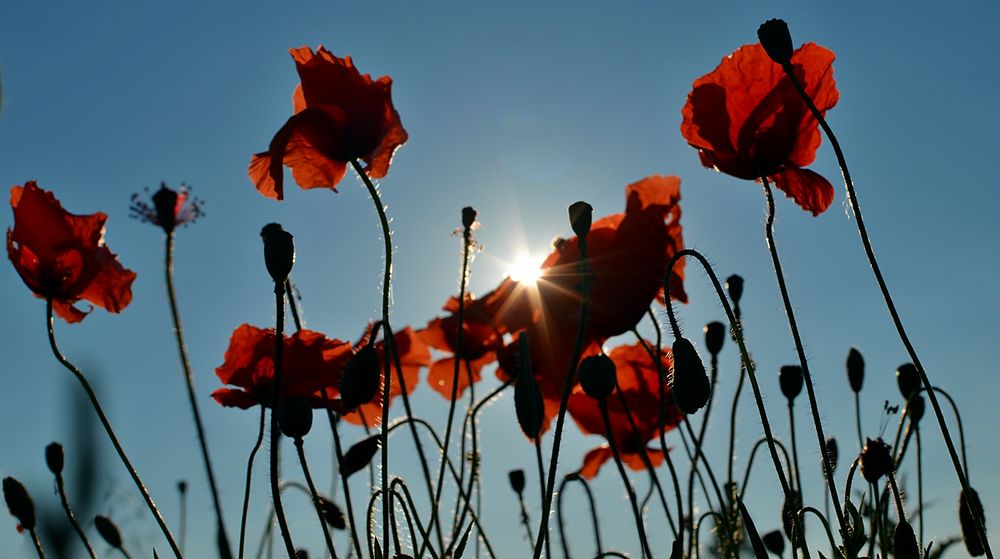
[533,438,552,559]
[693,511,726,559]
[854,393,863,452]
[293,438,338,559]
[284,279,302,332]
[916,426,924,548]
[54,473,98,559]
[239,407,266,559]
[267,285,295,559]
[45,299,183,558]
[328,411,364,559]
[799,507,838,555]
[599,402,653,559]
[28,528,45,558]
[557,474,603,558]
[390,479,439,559]
[918,386,970,480]
[739,437,793,501]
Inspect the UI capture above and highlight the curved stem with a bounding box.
[238,406,266,559]
[726,302,745,489]
[558,474,603,558]
[599,402,653,559]
[799,507,838,555]
[693,511,726,559]
[44,299,183,558]
[842,458,860,509]
[267,285,295,559]
[783,65,991,558]
[328,411,364,559]
[390,478,440,559]
[918,386,970,480]
[887,473,906,522]
[293,438,338,559]
[54,474,98,559]
[739,437,793,501]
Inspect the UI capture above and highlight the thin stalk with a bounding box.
[739,437,793,501]
[28,528,45,558]
[916,426,924,548]
[267,285,295,559]
[390,478,440,559]
[558,474,603,559]
[533,439,552,559]
[693,511,726,559]
[799,507,838,555]
[179,483,187,552]
[682,419,732,539]
[726,300,745,489]
[887,474,906,522]
[238,406,266,559]
[919,386,970,480]
[517,489,535,547]
[854,393,863,452]
[329,411,364,559]
[784,65,991,558]
[284,279,302,332]
[44,299,183,558]
[599,402,654,559]
[54,472,98,559]
[293,438,338,559]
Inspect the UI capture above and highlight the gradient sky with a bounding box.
[2,1,998,557]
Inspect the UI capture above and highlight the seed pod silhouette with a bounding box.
[568,201,593,239]
[45,442,64,476]
[779,365,803,400]
[846,347,864,393]
[757,18,794,66]
[896,363,921,401]
[278,398,314,439]
[508,470,526,495]
[340,344,381,410]
[260,223,295,283]
[704,321,726,356]
[578,354,617,400]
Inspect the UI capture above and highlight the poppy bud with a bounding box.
[578,354,617,400]
[513,333,544,439]
[151,184,181,233]
[893,519,920,559]
[779,365,803,400]
[782,489,804,544]
[757,19,794,67]
[568,201,593,240]
[94,515,123,549]
[825,437,839,474]
[339,345,381,411]
[45,442,64,476]
[318,497,347,530]
[177,481,188,495]
[860,437,893,484]
[959,487,987,557]
[508,470,526,495]
[295,550,309,559]
[339,435,381,478]
[278,397,314,439]
[725,275,744,307]
[670,337,711,414]
[906,395,925,425]
[260,223,295,283]
[896,363,921,401]
[461,206,477,230]
[846,347,864,393]
[762,530,785,556]
[3,477,35,532]
[704,321,726,356]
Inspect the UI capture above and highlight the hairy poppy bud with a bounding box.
[896,363,921,401]
[670,337,710,414]
[860,438,893,484]
[893,519,920,559]
[704,322,725,356]
[340,345,381,411]
[762,529,785,556]
[278,398,314,439]
[3,477,35,532]
[461,206,477,230]
[94,515,124,549]
[508,470,526,495]
[578,354,617,400]
[846,347,864,393]
[339,435,381,478]
[45,442,64,476]
[318,497,347,530]
[568,201,593,239]
[906,395,925,425]
[825,437,839,474]
[782,489,804,544]
[757,19,794,67]
[725,275,744,307]
[779,365,803,400]
[959,487,987,557]
[260,223,295,283]
[513,333,544,439]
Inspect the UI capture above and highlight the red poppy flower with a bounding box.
[567,342,684,479]
[249,46,408,200]
[7,181,137,323]
[341,326,431,427]
[681,43,839,216]
[212,324,353,410]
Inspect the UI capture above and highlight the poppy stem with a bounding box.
[739,437,794,502]
[783,65,993,559]
[328,411,365,559]
[760,178,848,542]
[293,437,339,559]
[517,489,535,547]
[268,284,296,559]
[599,401,654,559]
[53,470,98,559]
[285,278,303,332]
[351,158,397,556]
[238,406,266,559]
[44,299,184,559]
[918,386,970,480]
[533,438,552,559]
[164,231,233,559]
[559,474,603,557]
[28,527,45,559]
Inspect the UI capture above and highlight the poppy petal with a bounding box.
[76,246,136,315]
[771,168,835,216]
[211,388,258,409]
[578,446,613,480]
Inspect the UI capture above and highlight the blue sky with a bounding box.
[1,1,998,557]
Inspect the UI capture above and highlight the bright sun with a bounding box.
[506,253,544,285]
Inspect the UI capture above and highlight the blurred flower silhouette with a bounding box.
[129,182,203,233]
[568,342,684,479]
[341,325,431,427]
[681,43,839,215]
[249,46,408,200]
[7,181,137,322]
[212,324,353,409]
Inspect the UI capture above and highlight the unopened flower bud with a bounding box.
[762,530,785,556]
[339,435,381,478]
[45,442,64,476]
[959,487,987,557]
[779,365,803,400]
[860,438,893,484]
[704,322,726,356]
[260,223,295,283]
[3,477,35,532]
[825,437,839,474]
[578,354,617,400]
[461,206,477,230]
[893,519,920,559]
[177,480,188,494]
[318,497,347,530]
[94,515,123,549]
[907,395,925,425]
[568,201,593,240]
[896,363,921,401]
[339,345,381,411]
[782,489,804,544]
[278,398,314,439]
[508,470,526,495]
[757,19,794,67]
[513,333,544,439]
[846,347,864,393]
[670,337,710,414]
[725,275,744,306]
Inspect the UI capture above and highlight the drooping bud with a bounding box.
[339,435,381,478]
[318,497,347,530]
[704,322,726,356]
[670,337,710,414]
[568,201,593,240]
[3,477,35,532]
[846,347,864,393]
[779,365,803,400]
[461,207,477,230]
[45,442,64,476]
[860,438,893,484]
[825,437,839,474]
[94,515,124,549]
[757,19,794,67]
[339,344,381,411]
[278,398,314,439]
[508,470,526,495]
[896,363,921,401]
[782,489,804,544]
[906,395,925,425]
[725,275,744,307]
[513,333,544,439]
[959,487,987,557]
[578,354,617,400]
[893,519,921,559]
[260,223,295,283]
[762,529,785,556]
